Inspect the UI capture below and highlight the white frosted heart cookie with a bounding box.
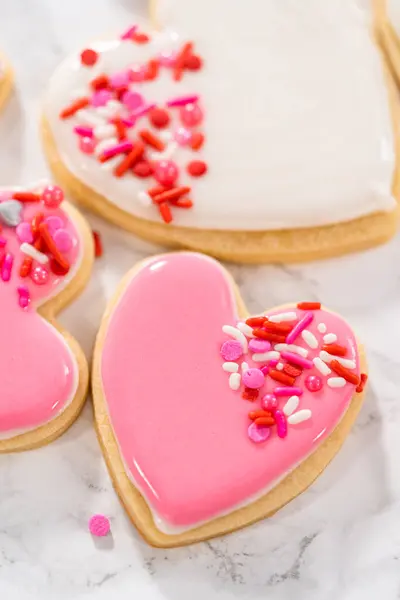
[92,252,368,547]
[0,182,93,452]
[377,0,400,81]
[43,1,399,263]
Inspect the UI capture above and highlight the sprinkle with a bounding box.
[269,370,295,386]
[274,387,303,397]
[323,333,337,344]
[297,302,321,310]
[167,94,200,107]
[252,350,280,362]
[101,141,133,161]
[121,25,138,40]
[92,231,103,258]
[145,59,159,81]
[132,161,152,178]
[139,129,165,151]
[327,377,346,388]
[301,329,318,349]
[319,351,356,370]
[80,48,98,66]
[173,42,193,81]
[185,54,203,70]
[281,351,313,369]
[276,362,284,371]
[60,97,89,119]
[20,243,48,264]
[318,323,327,333]
[329,360,360,385]
[248,422,271,443]
[12,192,40,203]
[19,256,32,278]
[1,253,13,282]
[274,410,287,438]
[242,368,265,389]
[305,375,323,392]
[356,373,368,393]
[152,187,191,204]
[260,365,269,376]
[246,316,267,327]
[252,329,286,343]
[283,395,300,416]
[263,321,294,334]
[159,203,172,223]
[190,132,205,150]
[31,212,44,235]
[261,394,278,410]
[74,126,93,137]
[149,107,170,129]
[241,362,249,373]
[17,285,30,309]
[248,410,273,420]
[283,363,302,378]
[131,31,150,44]
[286,311,313,344]
[321,343,347,357]
[275,343,308,357]
[242,387,259,401]
[0,236,6,247]
[93,124,116,140]
[88,514,110,537]
[222,362,239,373]
[237,322,255,338]
[90,74,109,90]
[269,311,297,323]
[147,186,165,198]
[248,338,271,353]
[254,417,275,427]
[229,372,241,391]
[16,222,33,244]
[114,143,145,177]
[288,410,312,425]
[220,339,243,361]
[38,223,70,273]
[113,117,127,141]
[222,325,248,353]
[77,109,106,127]
[313,357,331,376]
[187,160,207,177]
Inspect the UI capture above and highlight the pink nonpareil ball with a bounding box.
[154,160,179,187]
[41,185,64,208]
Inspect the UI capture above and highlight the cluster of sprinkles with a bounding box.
[220,302,368,444]
[59,25,205,224]
[0,185,73,309]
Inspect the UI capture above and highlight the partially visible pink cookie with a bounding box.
[92,252,367,547]
[0,182,93,452]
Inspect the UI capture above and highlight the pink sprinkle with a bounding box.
[91,89,113,107]
[167,94,200,107]
[122,91,144,111]
[80,137,96,154]
[286,311,314,344]
[44,215,64,235]
[16,222,33,244]
[268,359,279,368]
[53,229,73,253]
[220,340,243,361]
[249,338,271,353]
[273,386,303,397]
[242,368,265,389]
[1,253,13,282]
[74,126,93,137]
[101,141,133,159]
[274,410,288,438]
[130,103,156,120]
[260,365,269,376]
[280,351,313,370]
[159,50,176,66]
[174,127,192,146]
[121,117,134,127]
[110,71,131,89]
[121,25,137,40]
[305,375,323,392]
[248,422,271,444]
[88,514,110,537]
[261,393,278,411]
[31,265,49,285]
[0,236,6,248]
[17,285,30,309]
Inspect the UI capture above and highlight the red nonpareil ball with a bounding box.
[80,48,99,66]
[187,160,207,177]
[149,107,170,129]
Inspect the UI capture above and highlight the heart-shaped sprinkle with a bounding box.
[0,200,23,227]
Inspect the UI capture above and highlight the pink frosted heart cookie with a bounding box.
[92,252,367,547]
[0,182,93,452]
[42,1,400,263]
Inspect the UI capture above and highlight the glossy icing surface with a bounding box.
[0,186,82,437]
[44,0,396,231]
[100,253,361,529]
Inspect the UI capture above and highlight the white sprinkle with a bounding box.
[275,344,308,358]
[323,333,337,344]
[20,243,48,264]
[313,357,331,376]
[137,191,152,207]
[223,362,239,373]
[283,395,300,416]
[241,362,249,373]
[236,322,255,338]
[327,377,346,388]
[95,137,119,157]
[96,100,122,118]
[301,329,318,349]
[288,409,312,425]
[320,351,356,370]
[222,325,248,353]
[229,372,241,391]
[76,108,105,127]
[317,323,327,334]
[94,124,117,140]
[276,362,284,371]
[252,350,280,362]
[269,311,297,323]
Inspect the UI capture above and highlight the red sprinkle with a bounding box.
[145,59,159,81]
[113,117,127,141]
[185,54,203,71]
[242,387,259,401]
[139,129,165,151]
[159,203,172,224]
[297,302,321,310]
[252,329,286,343]
[92,231,103,258]
[254,416,275,427]
[132,161,153,178]
[19,256,33,278]
[187,160,207,177]
[263,321,294,334]
[329,360,360,386]
[149,107,170,129]
[174,198,193,208]
[190,132,205,151]
[39,222,70,273]
[50,258,70,276]
[283,363,302,378]
[114,143,145,177]
[152,187,191,204]
[60,97,89,119]
[80,48,99,67]
[249,410,273,420]
[132,31,150,44]
[269,370,295,386]
[246,316,267,327]
[147,186,165,198]
[174,42,193,81]
[31,212,45,238]
[12,192,40,203]
[356,373,368,393]
[322,343,347,357]
[91,74,109,90]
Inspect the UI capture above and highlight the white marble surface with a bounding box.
[1,1,400,598]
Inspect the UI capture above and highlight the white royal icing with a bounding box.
[43,0,396,231]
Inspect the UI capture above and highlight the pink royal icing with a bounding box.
[100,253,362,529]
[0,187,81,437]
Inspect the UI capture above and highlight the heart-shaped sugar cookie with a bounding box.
[93,252,367,547]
